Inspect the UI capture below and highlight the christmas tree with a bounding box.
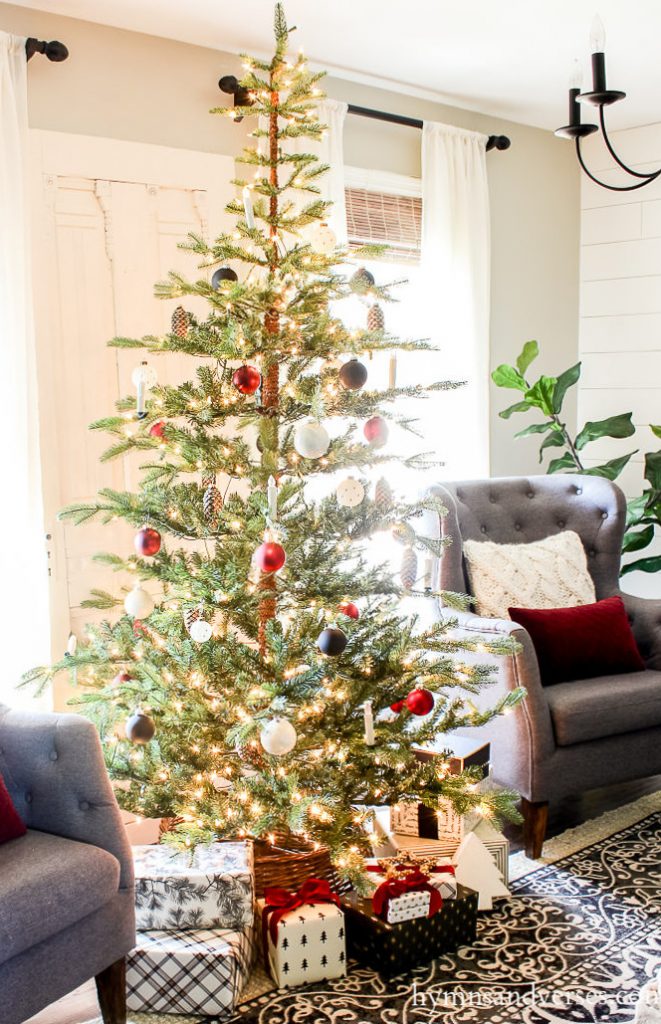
[26,5,523,883]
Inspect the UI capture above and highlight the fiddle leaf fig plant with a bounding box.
[493,340,661,577]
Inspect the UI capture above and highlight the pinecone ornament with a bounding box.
[367,303,385,332]
[184,607,201,634]
[374,477,394,510]
[400,546,418,590]
[171,306,189,338]
[203,482,223,524]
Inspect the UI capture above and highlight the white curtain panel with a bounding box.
[0,33,50,704]
[421,122,491,479]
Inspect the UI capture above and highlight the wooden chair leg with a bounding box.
[521,798,549,859]
[95,956,127,1024]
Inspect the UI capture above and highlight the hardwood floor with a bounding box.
[26,774,661,1024]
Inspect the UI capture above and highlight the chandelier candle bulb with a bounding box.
[267,475,278,522]
[363,700,375,746]
[388,353,397,389]
[242,185,255,230]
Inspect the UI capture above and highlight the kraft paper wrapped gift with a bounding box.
[126,923,257,1016]
[258,879,347,988]
[132,841,254,930]
[342,884,478,977]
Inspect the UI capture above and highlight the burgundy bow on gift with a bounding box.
[262,878,341,946]
[370,867,442,920]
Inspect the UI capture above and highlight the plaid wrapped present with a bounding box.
[132,841,253,930]
[126,923,256,1016]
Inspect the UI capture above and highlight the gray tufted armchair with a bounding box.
[430,474,661,858]
[0,706,135,1024]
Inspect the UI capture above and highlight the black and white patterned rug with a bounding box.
[232,806,661,1024]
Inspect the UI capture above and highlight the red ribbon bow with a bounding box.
[371,868,442,920]
[262,877,340,948]
[430,864,456,876]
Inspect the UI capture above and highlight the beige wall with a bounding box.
[1,2,580,477]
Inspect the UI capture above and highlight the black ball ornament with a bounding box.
[125,711,156,744]
[211,267,238,290]
[339,359,368,391]
[317,626,348,657]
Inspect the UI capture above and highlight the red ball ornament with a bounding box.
[390,699,405,713]
[149,420,166,438]
[233,365,261,395]
[363,415,389,447]
[134,527,161,557]
[254,541,286,573]
[112,671,132,687]
[405,687,434,716]
[338,601,360,620]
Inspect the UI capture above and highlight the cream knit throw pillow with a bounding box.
[463,530,596,620]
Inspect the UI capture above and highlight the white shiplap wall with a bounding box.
[579,124,661,597]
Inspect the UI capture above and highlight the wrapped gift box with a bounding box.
[132,841,253,931]
[258,894,347,988]
[342,884,478,977]
[364,858,457,908]
[413,738,491,778]
[126,923,256,1016]
[374,809,510,886]
[390,799,465,842]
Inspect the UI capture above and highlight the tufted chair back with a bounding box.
[430,474,626,601]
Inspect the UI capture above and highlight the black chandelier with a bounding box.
[555,16,660,192]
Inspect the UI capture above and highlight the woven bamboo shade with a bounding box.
[345,186,422,264]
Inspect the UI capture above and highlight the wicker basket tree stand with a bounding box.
[252,830,345,897]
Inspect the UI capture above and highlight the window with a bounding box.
[345,186,421,264]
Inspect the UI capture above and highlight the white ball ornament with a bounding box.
[294,419,330,460]
[336,477,365,508]
[308,221,337,255]
[260,717,297,756]
[189,619,213,643]
[124,584,154,620]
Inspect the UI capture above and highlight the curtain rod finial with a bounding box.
[25,38,69,62]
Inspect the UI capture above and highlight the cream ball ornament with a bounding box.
[336,477,365,508]
[308,220,337,255]
[260,717,297,756]
[124,584,154,620]
[293,419,330,460]
[189,619,213,643]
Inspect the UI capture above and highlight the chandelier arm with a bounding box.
[576,138,661,191]
[598,106,659,179]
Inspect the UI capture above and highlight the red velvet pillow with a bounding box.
[509,596,645,686]
[0,773,27,845]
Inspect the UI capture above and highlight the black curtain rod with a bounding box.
[347,103,511,152]
[25,38,69,62]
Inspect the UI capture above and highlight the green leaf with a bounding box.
[621,554,661,575]
[491,364,528,392]
[575,412,635,451]
[513,422,552,438]
[525,376,557,416]
[650,424,661,440]
[499,400,532,420]
[583,451,636,481]
[552,363,581,414]
[644,450,661,490]
[515,341,539,377]
[547,452,577,474]
[539,432,566,461]
[622,525,655,553]
[626,494,649,527]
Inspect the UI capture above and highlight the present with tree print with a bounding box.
[257,878,347,988]
[132,841,254,931]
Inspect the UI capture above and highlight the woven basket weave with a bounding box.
[252,830,346,897]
